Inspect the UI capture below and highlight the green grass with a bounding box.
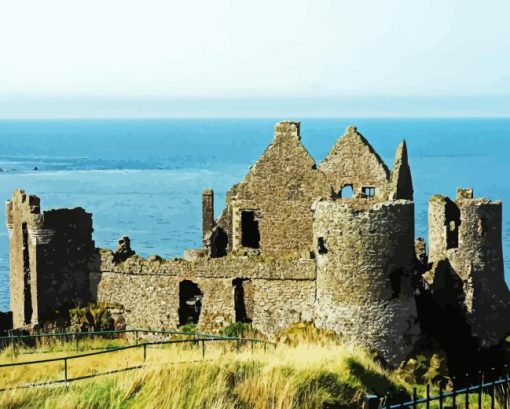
[0,325,507,409]
[0,331,409,409]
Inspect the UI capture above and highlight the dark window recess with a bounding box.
[339,184,354,198]
[476,218,486,237]
[389,268,404,299]
[211,227,228,258]
[22,222,33,325]
[178,280,203,326]
[21,223,33,324]
[445,199,461,249]
[232,278,252,323]
[241,211,260,249]
[362,187,375,198]
[317,237,328,254]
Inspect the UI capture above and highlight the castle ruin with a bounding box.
[5,121,510,368]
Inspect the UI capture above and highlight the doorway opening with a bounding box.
[178,280,203,326]
[232,278,252,323]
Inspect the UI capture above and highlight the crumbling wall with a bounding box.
[427,189,510,347]
[6,190,95,328]
[221,121,332,258]
[90,249,316,332]
[388,140,413,200]
[319,126,390,199]
[313,199,420,366]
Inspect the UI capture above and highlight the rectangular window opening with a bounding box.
[241,211,260,249]
[362,187,376,198]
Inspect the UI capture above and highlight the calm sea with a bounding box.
[0,118,508,311]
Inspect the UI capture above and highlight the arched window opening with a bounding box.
[232,278,252,323]
[339,185,354,198]
[178,280,203,326]
[211,227,228,258]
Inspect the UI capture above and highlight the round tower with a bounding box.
[313,198,420,366]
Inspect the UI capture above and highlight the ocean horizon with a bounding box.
[0,117,508,311]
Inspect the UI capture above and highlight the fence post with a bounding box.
[202,340,205,359]
[478,371,483,409]
[75,334,79,353]
[439,381,444,409]
[466,373,470,409]
[490,379,495,409]
[251,340,254,353]
[64,358,68,383]
[452,377,457,409]
[503,366,509,409]
[143,343,147,362]
[135,330,139,345]
[413,387,417,409]
[426,383,430,409]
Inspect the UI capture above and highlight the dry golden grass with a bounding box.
[0,332,407,409]
[0,325,506,409]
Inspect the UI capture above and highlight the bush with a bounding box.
[179,323,197,335]
[220,322,252,338]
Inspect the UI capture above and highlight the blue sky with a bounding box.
[1,0,509,118]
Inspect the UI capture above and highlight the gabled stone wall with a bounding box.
[222,121,333,258]
[320,126,390,199]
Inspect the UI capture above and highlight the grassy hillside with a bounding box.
[0,325,507,409]
[0,330,408,409]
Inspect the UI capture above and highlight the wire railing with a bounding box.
[0,328,276,392]
[366,366,510,409]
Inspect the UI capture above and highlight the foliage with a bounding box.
[396,337,449,386]
[220,322,252,338]
[178,323,197,335]
[69,303,116,332]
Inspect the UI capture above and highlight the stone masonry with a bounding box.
[427,189,510,347]
[6,121,509,367]
[6,190,95,328]
[313,199,419,365]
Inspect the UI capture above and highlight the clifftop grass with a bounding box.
[0,332,408,409]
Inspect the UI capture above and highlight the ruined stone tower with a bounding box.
[313,127,420,365]
[6,190,95,328]
[427,188,510,347]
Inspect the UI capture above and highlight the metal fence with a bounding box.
[0,329,276,392]
[366,367,510,409]
[0,328,266,354]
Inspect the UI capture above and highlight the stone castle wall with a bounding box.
[313,198,420,365]
[91,250,316,333]
[223,121,333,258]
[319,126,390,199]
